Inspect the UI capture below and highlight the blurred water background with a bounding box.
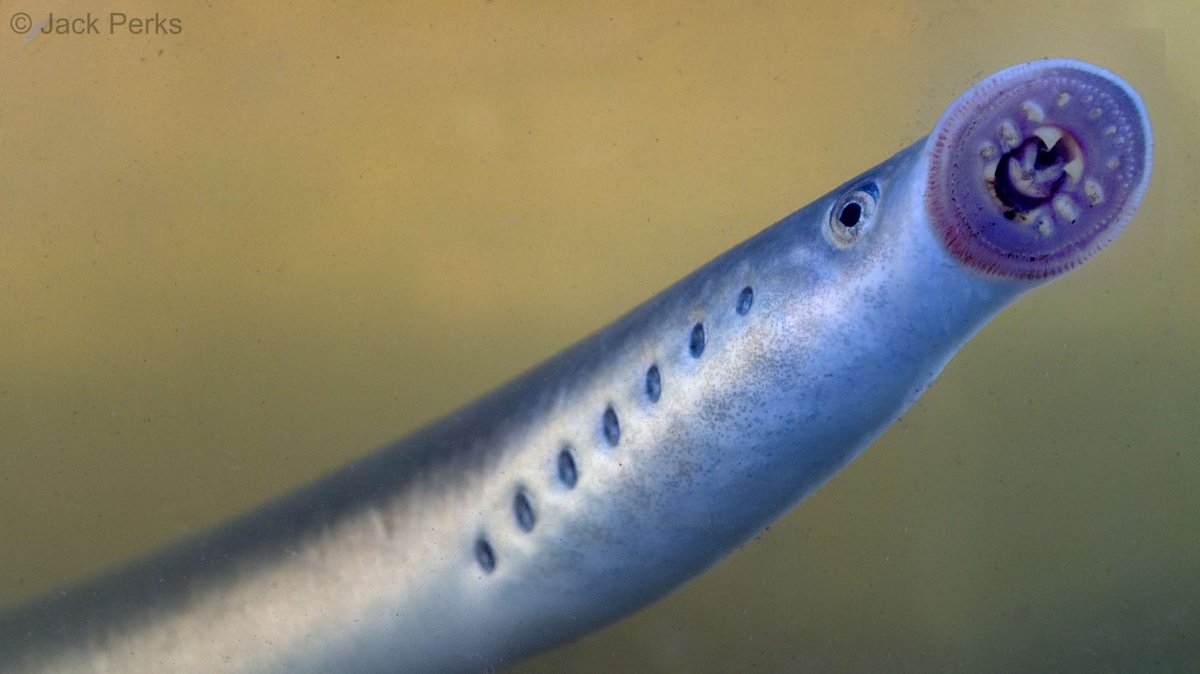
[0,2,1195,671]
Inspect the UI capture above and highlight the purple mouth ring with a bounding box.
[926,59,1153,280]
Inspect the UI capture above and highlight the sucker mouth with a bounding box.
[924,59,1153,280]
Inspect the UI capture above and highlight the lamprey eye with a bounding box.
[828,182,878,246]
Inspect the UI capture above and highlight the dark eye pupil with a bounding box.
[839,202,862,228]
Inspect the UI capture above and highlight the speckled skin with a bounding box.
[0,60,1152,673]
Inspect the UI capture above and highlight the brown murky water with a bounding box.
[1,2,1195,671]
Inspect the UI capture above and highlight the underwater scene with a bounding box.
[0,2,1195,671]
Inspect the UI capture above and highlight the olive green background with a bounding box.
[1,2,1195,671]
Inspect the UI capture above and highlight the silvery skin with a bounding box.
[0,59,1152,673]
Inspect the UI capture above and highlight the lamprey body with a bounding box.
[0,60,1153,673]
